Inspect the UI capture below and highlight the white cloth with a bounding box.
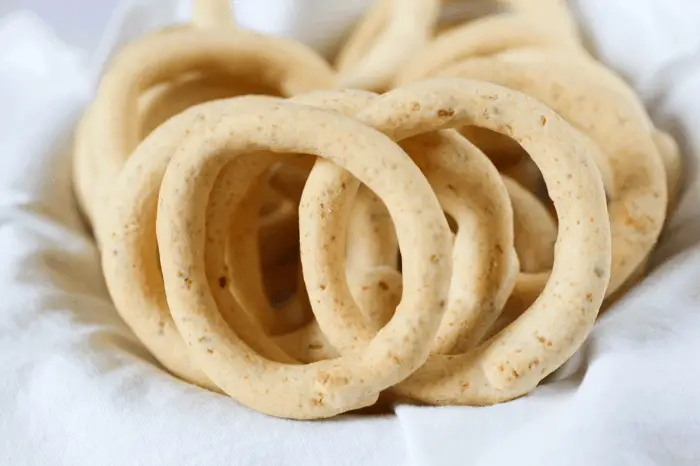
[1,1,700,465]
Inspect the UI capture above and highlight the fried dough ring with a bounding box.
[301,78,610,404]
[93,22,333,387]
[437,56,667,298]
[291,88,518,356]
[103,97,295,391]
[155,98,453,419]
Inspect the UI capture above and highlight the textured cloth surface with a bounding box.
[1,1,699,465]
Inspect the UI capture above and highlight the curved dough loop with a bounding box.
[155,98,453,418]
[437,55,667,297]
[301,78,610,404]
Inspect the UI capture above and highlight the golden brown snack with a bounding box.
[301,78,611,404]
[437,56,667,298]
[102,97,295,391]
[88,7,334,390]
[293,88,518,357]
[494,46,682,213]
[155,97,453,419]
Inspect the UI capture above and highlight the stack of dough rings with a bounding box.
[73,0,681,419]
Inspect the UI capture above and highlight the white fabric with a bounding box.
[1,1,700,464]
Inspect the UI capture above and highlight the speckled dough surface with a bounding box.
[436,55,667,297]
[155,98,453,418]
[300,78,611,404]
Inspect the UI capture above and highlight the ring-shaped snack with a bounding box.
[504,175,557,273]
[155,98,453,418]
[302,77,610,404]
[292,88,518,356]
[436,55,667,297]
[102,97,294,391]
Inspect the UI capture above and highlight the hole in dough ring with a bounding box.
[293,89,517,357]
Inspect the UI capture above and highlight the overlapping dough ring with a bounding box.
[94,28,334,388]
[267,139,555,362]
[287,88,518,358]
[395,17,679,212]
[340,171,556,341]
[334,0,441,91]
[301,78,610,404]
[436,55,667,298]
[73,25,334,245]
[491,50,682,304]
[154,98,454,419]
[104,97,301,393]
[218,90,406,364]
[141,76,309,334]
[396,17,677,302]
[495,47,683,213]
